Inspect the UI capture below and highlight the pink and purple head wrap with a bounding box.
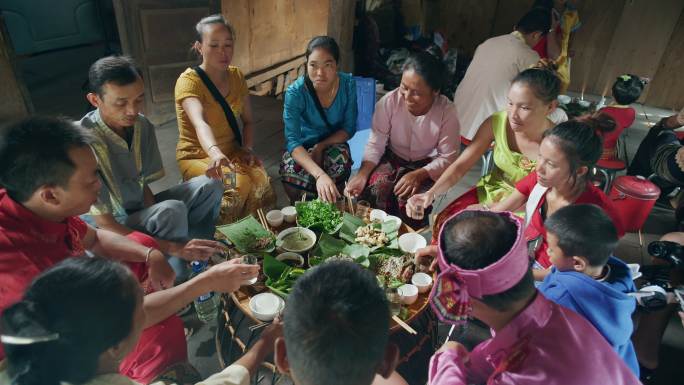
[430,210,530,324]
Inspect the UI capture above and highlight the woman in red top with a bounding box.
[491,114,623,281]
[598,74,645,160]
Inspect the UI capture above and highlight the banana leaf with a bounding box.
[340,212,400,250]
[339,212,366,243]
[216,215,275,253]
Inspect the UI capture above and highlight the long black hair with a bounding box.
[542,113,616,187]
[0,258,140,385]
[305,35,340,64]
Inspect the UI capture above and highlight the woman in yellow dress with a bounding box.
[175,14,275,224]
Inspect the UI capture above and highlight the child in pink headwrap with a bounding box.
[427,209,640,385]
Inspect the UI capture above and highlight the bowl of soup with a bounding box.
[276,252,305,267]
[276,227,317,253]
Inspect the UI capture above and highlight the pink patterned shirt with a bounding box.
[363,88,460,180]
[429,293,641,385]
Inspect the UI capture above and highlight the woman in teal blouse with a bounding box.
[279,36,357,202]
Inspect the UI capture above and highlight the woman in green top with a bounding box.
[406,68,560,241]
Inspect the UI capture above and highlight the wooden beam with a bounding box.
[275,74,286,95]
[327,0,355,72]
[245,55,306,88]
[249,80,273,96]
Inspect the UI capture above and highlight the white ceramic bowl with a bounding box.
[384,215,402,227]
[249,293,284,322]
[398,284,419,305]
[266,210,284,227]
[276,227,317,253]
[557,94,571,104]
[276,252,305,267]
[281,206,297,223]
[369,209,387,223]
[578,100,591,108]
[412,272,433,293]
[398,233,427,253]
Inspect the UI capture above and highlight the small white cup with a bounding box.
[398,284,419,305]
[369,209,387,223]
[281,206,297,223]
[398,233,427,253]
[266,210,284,227]
[412,272,433,293]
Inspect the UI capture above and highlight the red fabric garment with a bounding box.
[0,189,186,383]
[118,232,188,384]
[430,188,480,244]
[515,172,625,268]
[598,106,636,158]
[532,36,548,59]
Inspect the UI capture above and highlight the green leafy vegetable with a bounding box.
[263,254,306,298]
[295,199,343,233]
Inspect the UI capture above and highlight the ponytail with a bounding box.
[543,113,616,186]
[0,258,140,385]
[512,65,561,104]
[1,302,61,385]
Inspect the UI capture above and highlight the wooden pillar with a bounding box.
[327,0,355,73]
[0,15,32,121]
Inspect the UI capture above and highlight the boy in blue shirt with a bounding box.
[538,204,639,376]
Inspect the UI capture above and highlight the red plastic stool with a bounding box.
[609,175,661,245]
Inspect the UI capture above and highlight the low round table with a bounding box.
[215,218,437,383]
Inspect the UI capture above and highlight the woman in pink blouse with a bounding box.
[346,52,460,227]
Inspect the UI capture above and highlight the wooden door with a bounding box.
[112,0,219,125]
[0,13,32,122]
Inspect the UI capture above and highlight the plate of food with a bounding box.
[216,215,275,253]
[295,199,344,234]
[339,212,400,249]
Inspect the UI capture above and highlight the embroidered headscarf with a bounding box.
[430,210,529,324]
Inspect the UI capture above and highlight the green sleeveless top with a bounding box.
[476,111,536,204]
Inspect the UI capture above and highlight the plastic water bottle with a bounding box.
[190,261,219,323]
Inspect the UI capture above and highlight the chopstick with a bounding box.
[256,209,269,231]
[344,182,354,213]
[392,315,417,335]
[248,322,270,332]
[444,324,456,344]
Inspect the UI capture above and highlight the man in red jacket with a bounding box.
[0,117,257,383]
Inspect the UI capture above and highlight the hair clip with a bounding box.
[619,74,632,82]
[1,333,59,345]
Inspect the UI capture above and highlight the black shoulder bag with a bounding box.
[193,66,243,145]
[304,75,333,130]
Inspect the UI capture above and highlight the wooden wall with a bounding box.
[419,0,684,109]
[641,6,684,109]
[573,0,684,104]
[221,0,329,75]
[0,15,31,121]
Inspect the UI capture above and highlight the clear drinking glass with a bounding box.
[356,200,371,220]
[242,255,259,285]
[385,287,402,316]
[410,203,425,220]
[223,169,237,189]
